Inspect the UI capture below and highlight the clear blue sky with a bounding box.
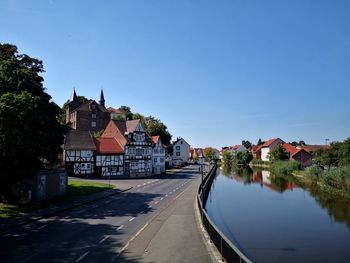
[1,0,349,149]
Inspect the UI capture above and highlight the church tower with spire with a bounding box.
[65,88,82,125]
[99,88,105,108]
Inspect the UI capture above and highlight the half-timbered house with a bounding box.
[102,119,153,178]
[63,130,96,176]
[94,137,124,177]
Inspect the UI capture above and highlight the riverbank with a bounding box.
[292,166,350,199]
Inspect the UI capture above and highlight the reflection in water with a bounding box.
[206,165,350,263]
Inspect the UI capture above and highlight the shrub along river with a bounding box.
[205,166,350,263]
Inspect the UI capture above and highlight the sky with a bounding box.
[1,0,349,149]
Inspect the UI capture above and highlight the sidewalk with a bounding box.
[117,174,213,263]
[0,184,132,234]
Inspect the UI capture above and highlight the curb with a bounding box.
[0,186,133,234]
[193,197,223,263]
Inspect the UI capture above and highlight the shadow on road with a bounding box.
[0,191,161,263]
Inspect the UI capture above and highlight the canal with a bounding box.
[205,166,350,263]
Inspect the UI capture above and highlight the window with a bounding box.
[154,158,157,163]
[176,152,180,156]
[91,121,96,127]
[160,158,164,162]
[92,113,96,118]
[176,146,180,150]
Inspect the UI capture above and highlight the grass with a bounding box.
[0,203,20,219]
[166,168,178,173]
[270,160,303,175]
[67,180,114,196]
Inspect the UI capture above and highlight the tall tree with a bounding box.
[269,145,289,162]
[257,138,265,146]
[242,140,252,150]
[144,116,172,145]
[0,43,65,196]
[204,147,216,162]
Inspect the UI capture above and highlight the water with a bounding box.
[205,166,350,263]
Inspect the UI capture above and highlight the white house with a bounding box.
[221,145,246,159]
[260,138,284,161]
[152,136,166,175]
[171,137,190,166]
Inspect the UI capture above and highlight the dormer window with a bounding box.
[91,121,96,128]
[92,113,96,119]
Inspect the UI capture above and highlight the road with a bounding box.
[0,165,211,263]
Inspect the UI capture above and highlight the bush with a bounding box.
[270,161,303,175]
[319,166,350,193]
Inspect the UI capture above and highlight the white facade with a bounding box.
[171,137,190,164]
[96,155,124,177]
[261,139,284,161]
[152,137,166,175]
[64,150,94,175]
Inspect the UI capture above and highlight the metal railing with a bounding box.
[198,164,252,263]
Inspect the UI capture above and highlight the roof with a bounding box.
[282,143,299,156]
[282,143,312,158]
[298,145,329,152]
[72,100,108,113]
[64,130,96,150]
[94,137,124,154]
[152,135,160,144]
[111,119,141,135]
[260,138,280,148]
[173,137,190,146]
[230,145,241,151]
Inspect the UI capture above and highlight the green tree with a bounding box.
[257,138,265,146]
[0,43,65,196]
[120,105,133,120]
[234,150,253,167]
[298,140,306,146]
[144,116,172,145]
[269,145,289,162]
[242,140,252,150]
[204,147,216,162]
[290,141,298,147]
[221,150,232,166]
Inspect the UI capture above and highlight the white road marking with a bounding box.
[99,235,109,244]
[117,225,124,230]
[160,197,164,201]
[129,217,135,222]
[38,224,47,230]
[174,190,186,200]
[154,201,159,205]
[118,223,149,256]
[75,251,89,262]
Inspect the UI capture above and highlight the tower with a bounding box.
[66,88,81,124]
[99,88,105,108]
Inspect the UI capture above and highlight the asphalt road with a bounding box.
[0,165,210,263]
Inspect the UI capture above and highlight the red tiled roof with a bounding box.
[298,145,329,153]
[152,135,160,144]
[94,137,124,154]
[282,143,299,156]
[231,145,241,151]
[261,138,279,148]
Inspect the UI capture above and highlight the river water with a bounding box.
[205,166,350,263]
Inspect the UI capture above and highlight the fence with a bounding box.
[197,163,252,263]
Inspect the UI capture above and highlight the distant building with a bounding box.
[259,138,284,161]
[65,89,110,132]
[221,145,246,159]
[152,136,166,175]
[282,143,313,166]
[107,107,127,120]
